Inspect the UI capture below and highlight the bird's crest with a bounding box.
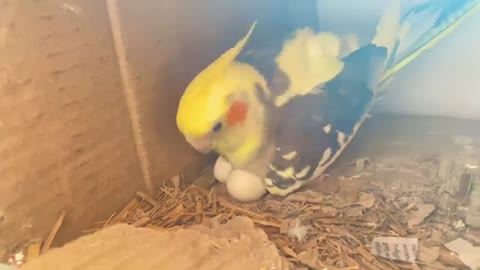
[185,21,257,95]
[176,21,257,136]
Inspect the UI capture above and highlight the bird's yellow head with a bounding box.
[176,21,268,164]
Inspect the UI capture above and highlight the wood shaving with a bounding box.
[429,229,444,243]
[357,192,376,209]
[465,231,480,245]
[84,155,471,270]
[283,190,325,204]
[355,157,371,172]
[297,249,329,270]
[444,238,480,270]
[344,205,364,217]
[418,245,440,264]
[41,211,66,254]
[408,204,435,228]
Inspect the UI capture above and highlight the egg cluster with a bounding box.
[213,156,267,202]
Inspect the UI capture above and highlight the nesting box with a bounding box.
[1,0,480,269]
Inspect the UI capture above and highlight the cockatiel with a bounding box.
[176,0,480,201]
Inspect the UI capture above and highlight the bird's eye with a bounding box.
[212,122,223,132]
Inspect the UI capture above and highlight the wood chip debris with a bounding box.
[84,156,475,270]
[444,238,480,270]
[26,243,41,260]
[4,211,67,266]
[41,210,66,254]
[418,245,440,264]
[407,204,435,228]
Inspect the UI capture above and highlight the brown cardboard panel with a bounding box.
[21,217,290,270]
[0,0,145,249]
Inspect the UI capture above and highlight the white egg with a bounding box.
[213,155,233,183]
[226,169,267,202]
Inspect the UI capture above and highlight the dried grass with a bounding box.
[89,156,472,270]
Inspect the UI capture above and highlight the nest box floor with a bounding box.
[17,114,480,270]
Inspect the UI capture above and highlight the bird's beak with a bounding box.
[185,135,214,154]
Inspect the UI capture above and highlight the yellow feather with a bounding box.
[219,131,264,167]
[176,21,258,136]
[274,30,345,107]
[175,19,269,167]
[174,20,267,165]
[199,20,257,81]
[212,65,268,167]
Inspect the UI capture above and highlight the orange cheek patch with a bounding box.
[226,101,249,126]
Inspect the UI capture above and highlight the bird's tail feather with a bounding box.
[379,0,480,88]
[371,0,402,63]
[371,0,480,95]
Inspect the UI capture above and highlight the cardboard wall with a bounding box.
[0,0,320,251]
[0,0,147,249]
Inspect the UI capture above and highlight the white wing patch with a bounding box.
[318,147,332,167]
[295,166,311,179]
[337,131,347,148]
[353,120,362,133]
[323,124,332,133]
[269,164,277,171]
[274,30,345,107]
[282,151,297,160]
[274,167,296,179]
[264,177,274,187]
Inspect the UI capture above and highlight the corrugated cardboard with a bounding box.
[20,217,291,270]
[0,0,147,249]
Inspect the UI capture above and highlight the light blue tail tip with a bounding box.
[391,0,480,67]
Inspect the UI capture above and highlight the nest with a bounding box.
[88,155,476,270]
